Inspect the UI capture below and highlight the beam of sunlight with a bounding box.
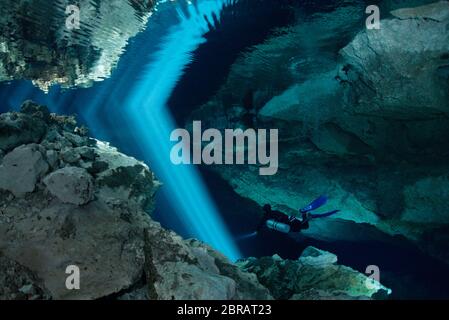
[123,0,241,261]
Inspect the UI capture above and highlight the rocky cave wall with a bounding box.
[187,1,449,263]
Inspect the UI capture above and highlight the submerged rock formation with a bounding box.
[0,101,159,299]
[238,247,390,300]
[0,103,389,300]
[0,0,158,91]
[188,1,449,263]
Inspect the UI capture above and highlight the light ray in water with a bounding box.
[123,0,241,261]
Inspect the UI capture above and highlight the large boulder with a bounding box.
[144,226,273,300]
[95,141,158,210]
[0,144,49,196]
[0,198,152,300]
[43,167,94,205]
[0,113,47,152]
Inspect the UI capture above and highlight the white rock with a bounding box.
[0,144,49,196]
[299,246,338,266]
[43,167,94,205]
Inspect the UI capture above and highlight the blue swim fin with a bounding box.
[310,210,340,219]
[300,195,328,213]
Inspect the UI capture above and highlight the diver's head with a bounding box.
[263,204,272,213]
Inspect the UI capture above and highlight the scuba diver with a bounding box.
[256,196,340,234]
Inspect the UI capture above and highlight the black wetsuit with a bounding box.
[257,209,309,233]
[289,216,309,232]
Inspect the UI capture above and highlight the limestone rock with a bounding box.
[0,103,161,299]
[0,144,49,196]
[0,199,150,300]
[187,240,273,300]
[0,112,47,152]
[45,150,59,169]
[238,246,391,300]
[340,2,449,120]
[143,222,272,300]
[20,100,51,122]
[299,246,338,266]
[391,1,449,21]
[62,132,87,147]
[95,141,158,210]
[0,198,269,300]
[75,146,96,161]
[43,167,94,205]
[310,122,372,157]
[0,253,50,300]
[403,173,449,224]
[60,147,81,164]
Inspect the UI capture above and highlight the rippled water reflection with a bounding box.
[0,0,158,90]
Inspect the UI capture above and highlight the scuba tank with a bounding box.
[266,219,291,233]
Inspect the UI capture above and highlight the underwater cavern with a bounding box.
[0,0,449,301]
